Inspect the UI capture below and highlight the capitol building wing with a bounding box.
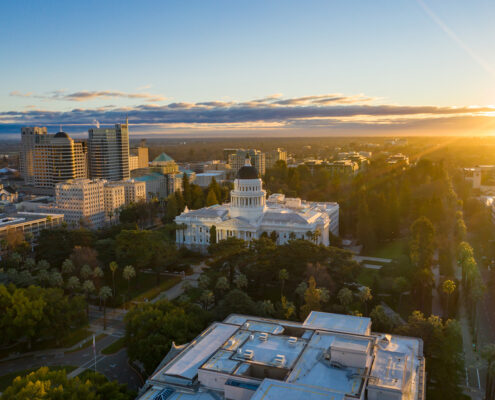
[175,158,339,248]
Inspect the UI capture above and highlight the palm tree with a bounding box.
[216,276,229,297]
[99,286,112,330]
[359,286,373,315]
[82,280,95,318]
[338,287,353,310]
[109,261,118,297]
[200,290,215,310]
[122,265,136,296]
[61,259,75,276]
[66,276,80,294]
[441,279,456,318]
[80,264,92,280]
[279,269,289,297]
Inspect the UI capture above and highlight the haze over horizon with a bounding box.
[2,0,495,137]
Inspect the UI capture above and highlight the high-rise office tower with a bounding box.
[33,131,88,188]
[88,118,130,181]
[20,127,88,187]
[20,126,48,184]
[227,149,266,176]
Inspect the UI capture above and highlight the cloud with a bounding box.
[10,89,166,102]
[1,93,495,135]
[55,90,166,102]
[10,91,33,98]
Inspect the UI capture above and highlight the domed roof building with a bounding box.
[175,157,340,249]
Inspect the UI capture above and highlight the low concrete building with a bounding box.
[195,171,227,188]
[137,311,425,400]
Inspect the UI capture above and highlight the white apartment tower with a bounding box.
[88,119,130,181]
[55,178,107,229]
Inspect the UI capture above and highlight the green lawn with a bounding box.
[101,337,126,355]
[0,366,77,391]
[110,274,181,306]
[370,238,409,260]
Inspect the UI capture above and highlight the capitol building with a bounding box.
[175,158,339,248]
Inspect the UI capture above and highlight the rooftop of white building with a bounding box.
[138,311,425,400]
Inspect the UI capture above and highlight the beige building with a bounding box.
[103,183,126,222]
[266,148,287,169]
[122,179,147,203]
[227,149,266,176]
[55,178,148,228]
[55,178,107,229]
[21,126,48,185]
[20,127,87,187]
[130,145,149,169]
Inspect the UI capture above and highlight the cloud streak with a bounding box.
[2,93,495,135]
[10,89,166,102]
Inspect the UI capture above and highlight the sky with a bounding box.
[1,0,495,137]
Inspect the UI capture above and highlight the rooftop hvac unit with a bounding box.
[274,354,286,366]
[259,332,268,341]
[244,350,254,360]
[249,334,254,341]
[237,348,243,355]
[288,337,297,345]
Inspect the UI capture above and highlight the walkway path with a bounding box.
[152,262,205,303]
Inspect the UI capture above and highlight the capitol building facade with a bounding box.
[175,158,339,248]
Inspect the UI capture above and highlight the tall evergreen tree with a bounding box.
[206,188,219,206]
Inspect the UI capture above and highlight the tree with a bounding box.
[166,193,178,222]
[99,286,112,330]
[61,259,75,276]
[442,279,456,318]
[122,265,136,295]
[109,261,118,297]
[66,276,81,293]
[82,280,96,318]
[206,188,219,206]
[200,290,215,310]
[233,273,248,290]
[1,366,135,400]
[80,264,92,280]
[410,216,435,270]
[125,300,207,374]
[215,276,230,296]
[482,344,495,400]
[209,225,217,245]
[278,268,289,297]
[215,289,258,318]
[358,286,373,315]
[337,287,353,310]
[182,172,192,207]
[356,195,375,251]
[370,305,398,333]
[300,276,321,319]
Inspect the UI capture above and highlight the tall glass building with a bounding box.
[88,119,130,181]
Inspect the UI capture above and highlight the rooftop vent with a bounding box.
[288,337,297,345]
[244,350,254,360]
[274,354,286,366]
[259,333,268,341]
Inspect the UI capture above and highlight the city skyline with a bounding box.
[2,1,495,137]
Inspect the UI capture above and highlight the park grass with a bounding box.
[370,238,409,261]
[111,273,181,307]
[131,275,181,303]
[101,337,126,355]
[0,365,77,391]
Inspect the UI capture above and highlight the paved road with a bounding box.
[0,333,142,391]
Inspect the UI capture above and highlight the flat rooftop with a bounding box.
[303,311,371,335]
[138,312,424,400]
